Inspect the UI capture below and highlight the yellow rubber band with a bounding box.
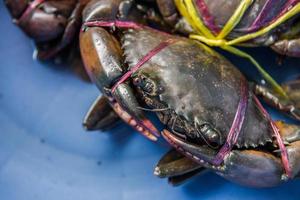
[175,0,297,99]
[190,34,227,46]
[228,4,300,45]
[190,34,288,99]
[175,0,200,34]
[217,0,253,39]
[221,45,288,99]
[175,0,215,38]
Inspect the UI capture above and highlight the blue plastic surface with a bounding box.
[1,2,300,200]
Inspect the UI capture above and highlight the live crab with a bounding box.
[79,0,300,187]
[4,0,300,187]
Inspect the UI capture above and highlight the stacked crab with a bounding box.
[5,0,300,187]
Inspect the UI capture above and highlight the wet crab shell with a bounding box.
[200,0,287,29]
[5,0,79,42]
[183,0,299,44]
[117,28,273,148]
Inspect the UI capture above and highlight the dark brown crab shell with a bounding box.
[117,28,274,149]
[190,0,300,45]
[199,0,286,30]
[5,0,78,42]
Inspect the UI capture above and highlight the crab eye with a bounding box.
[133,77,141,86]
[133,75,157,95]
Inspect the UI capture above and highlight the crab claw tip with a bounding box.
[162,129,215,165]
[154,167,161,177]
[142,119,160,137]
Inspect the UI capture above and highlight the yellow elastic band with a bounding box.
[190,34,227,46]
[174,0,200,34]
[175,0,299,99]
[175,0,215,39]
[190,34,288,98]
[221,46,288,99]
[217,0,253,39]
[228,4,300,45]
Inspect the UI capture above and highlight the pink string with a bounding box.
[246,0,300,32]
[111,39,176,93]
[17,0,45,24]
[195,0,220,35]
[83,20,143,30]
[249,0,275,32]
[212,78,248,165]
[280,0,300,15]
[82,20,175,92]
[253,95,292,178]
[82,19,292,177]
[82,19,176,139]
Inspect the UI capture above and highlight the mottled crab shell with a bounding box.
[120,28,273,148]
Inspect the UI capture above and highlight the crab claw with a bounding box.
[113,83,160,139]
[154,149,201,178]
[83,95,121,131]
[110,100,158,141]
[161,129,216,166]
[162,123,300,187]
[162,129,285,187]
[154,149,206,186]
[80,26,159,141]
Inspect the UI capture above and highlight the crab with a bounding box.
[155,0,300,57]
[4,0,166,60]
[79,0,300,187]
[4,0,93,60]
[5,0,300,99]
[6,0,300,58]
[155,0,300,98]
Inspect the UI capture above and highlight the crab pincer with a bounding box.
[81,20,300,187]
[79,2,161,140]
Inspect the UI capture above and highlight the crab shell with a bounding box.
[5,0,78,42]
[121,28,273,148]
[80,22,300,186]
[183,0,300,46]
[4,0,93,60]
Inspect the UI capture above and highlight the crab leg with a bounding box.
[272,38,300,57]
[254,81,300,121]
[156,0,179,26]
[276,121,300,143]
[109,100,159,141]
[271,20,300,57]
[83,95,120,131]
[168,168,206,186]
[154,149,202,178]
